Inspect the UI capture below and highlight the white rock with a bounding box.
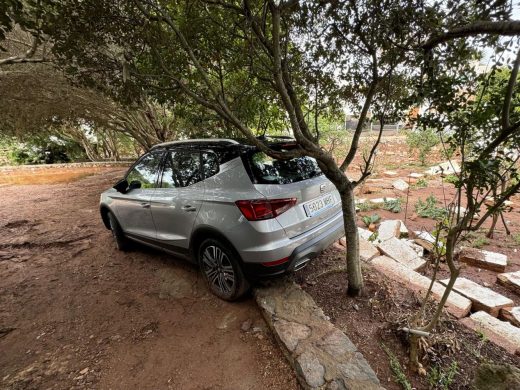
[340,235,380,262]
[372,256,471,319]
[425,160,461,176]
[368,197,396,205]
[383,171,398,177]
[500,307,520,327]
[377,237,426,271]
[440,277,514,317]
[403,239,424,257]
[409,172,424,179]
[359,238,380,262]
[459,247,508,272]
[497,271,520,295]
[358,227,376,242]
[378,220,401,242]
[461,311,520,355]
[414,230,438,244]
[392,179,409,192]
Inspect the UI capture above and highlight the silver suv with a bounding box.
[100,138,344,300]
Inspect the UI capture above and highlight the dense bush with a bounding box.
[2,136,86,165]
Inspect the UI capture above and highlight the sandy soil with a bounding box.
[0,168,297,390]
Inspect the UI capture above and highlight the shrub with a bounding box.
[362,214,381,227]
[406,128,440,166]
[412,178,428,189]
[415,195,447,220]
[443,174,459,185]
[382,198,402,213]
[357,201,377,212]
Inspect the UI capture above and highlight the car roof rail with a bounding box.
[151,139,240,149]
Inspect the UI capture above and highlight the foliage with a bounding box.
[362,214,381,227]
[382,344,412,390]
[514,233,520,246]
[405,128,440,165]
[3,0,517,298]
[7,136,85,165]
[427,361,458,390]
[470,234,489,249]
[357,201,377,212]
[368,232,379,243]
[443,174,459,185]
[415,196,448,220]
[412,178,429,189]
[406,5,520,369]
[383,198,403,213]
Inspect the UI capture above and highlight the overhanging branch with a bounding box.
[423,20,520,51]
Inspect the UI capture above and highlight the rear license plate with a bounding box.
[303,193,336,217]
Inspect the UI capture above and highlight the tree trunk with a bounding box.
[487,213,498,239]
[339,187,364,296]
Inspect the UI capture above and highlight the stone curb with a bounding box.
[254,279,383,390]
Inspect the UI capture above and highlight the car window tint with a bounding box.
[161,150,202,188]
[202,151,219,179]
[126,151,163,188]
[247,151,322,184]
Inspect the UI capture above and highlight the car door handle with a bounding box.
[182,205,197,212]
[140,202,151,208]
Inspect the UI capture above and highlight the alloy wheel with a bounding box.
[201,245,236,295]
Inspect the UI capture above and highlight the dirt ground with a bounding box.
[295,136,520,389]
[296,251,520,390]
[0,168,297,390]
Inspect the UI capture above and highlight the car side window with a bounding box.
[202,151,219,179]
[126,151,163,189]
[160,149,202,188]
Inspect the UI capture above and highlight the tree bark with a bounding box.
[340,187,364,296]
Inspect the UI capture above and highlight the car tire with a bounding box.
[108,211,130,251]
[198,238,249,301]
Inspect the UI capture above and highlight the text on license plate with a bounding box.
[303,193,335,217]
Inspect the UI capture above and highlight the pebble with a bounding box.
[241,319,252,332]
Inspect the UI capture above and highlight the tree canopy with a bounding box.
[1,0,519,297]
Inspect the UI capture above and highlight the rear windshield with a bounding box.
[246,151,323,184]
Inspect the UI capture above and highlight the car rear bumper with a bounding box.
[241,214,344,279]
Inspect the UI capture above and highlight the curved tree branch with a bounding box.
[423,20,520,51]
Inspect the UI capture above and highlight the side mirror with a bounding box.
[113,179,129,194]
[128,180,142,191]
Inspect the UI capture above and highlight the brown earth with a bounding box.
[296,248,520,390]
[294,136,520,389]
[0,168,297,390]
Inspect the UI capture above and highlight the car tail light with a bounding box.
[235,198,297,221]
